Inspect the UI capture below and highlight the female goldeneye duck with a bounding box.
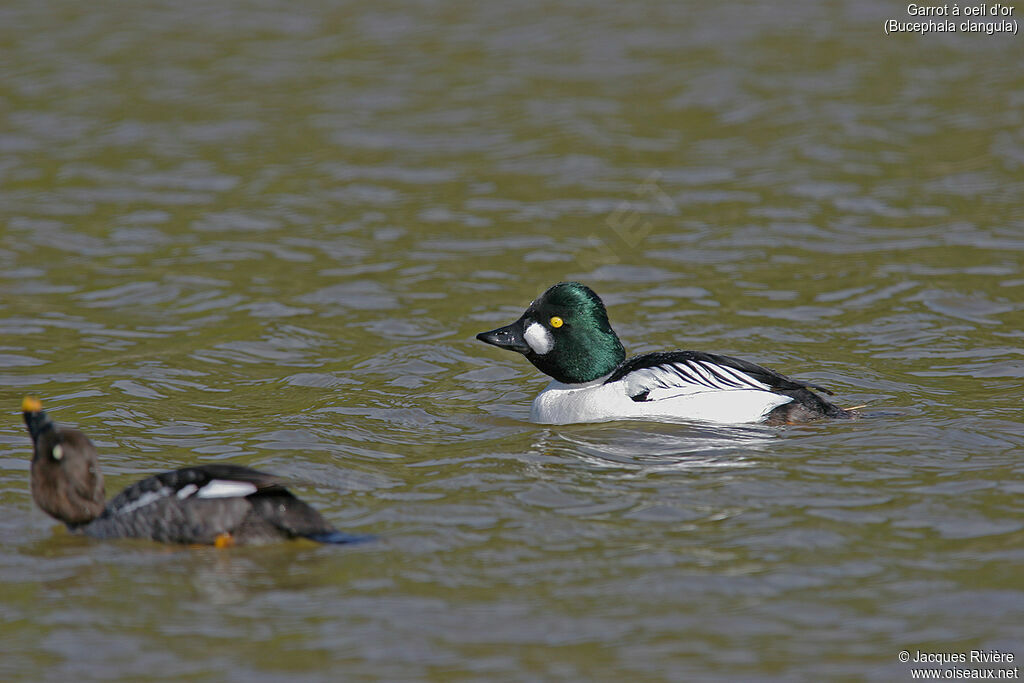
[476,282,858,426]
[21,397,369,546]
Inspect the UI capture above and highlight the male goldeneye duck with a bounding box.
[21,397,369,546]
[476,282,857,426]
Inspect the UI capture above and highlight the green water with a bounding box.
[1,1,1022,680]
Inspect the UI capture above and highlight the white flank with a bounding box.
[196,480,259,499]
[524,322,553,355]
[531,378,793,425]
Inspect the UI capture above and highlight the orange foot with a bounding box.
[214,532,235,549]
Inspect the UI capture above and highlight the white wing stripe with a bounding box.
[680,361,742,391]
[116,488,172,514]
[703,361,767,390]
[684,362,713,386]
[678,363,715,388]
[176,483,199,499]
[665,365,692,386]
[693,361,737,389]
[670,364,711,389]
[624,360,775,399]
[196,480,259,499]
[663,364,708,389]
[701,362,744,388]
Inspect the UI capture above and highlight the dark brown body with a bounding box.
[23,405,366,546]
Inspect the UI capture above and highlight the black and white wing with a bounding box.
[100,464,360,543]
[107,464,285,515]
[605,351,834,403]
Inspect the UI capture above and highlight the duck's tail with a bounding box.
[765,388,861,425]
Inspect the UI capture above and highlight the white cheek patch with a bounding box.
[52,445,64,460]
[524,322,554,355]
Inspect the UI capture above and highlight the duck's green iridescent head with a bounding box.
[476,282,626,384]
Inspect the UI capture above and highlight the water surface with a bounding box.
[1,1,1023,680]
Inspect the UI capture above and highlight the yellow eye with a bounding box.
[549,316,563,328]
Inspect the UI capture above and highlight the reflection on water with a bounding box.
[1,0,1023,679]
[536,421,774,472]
